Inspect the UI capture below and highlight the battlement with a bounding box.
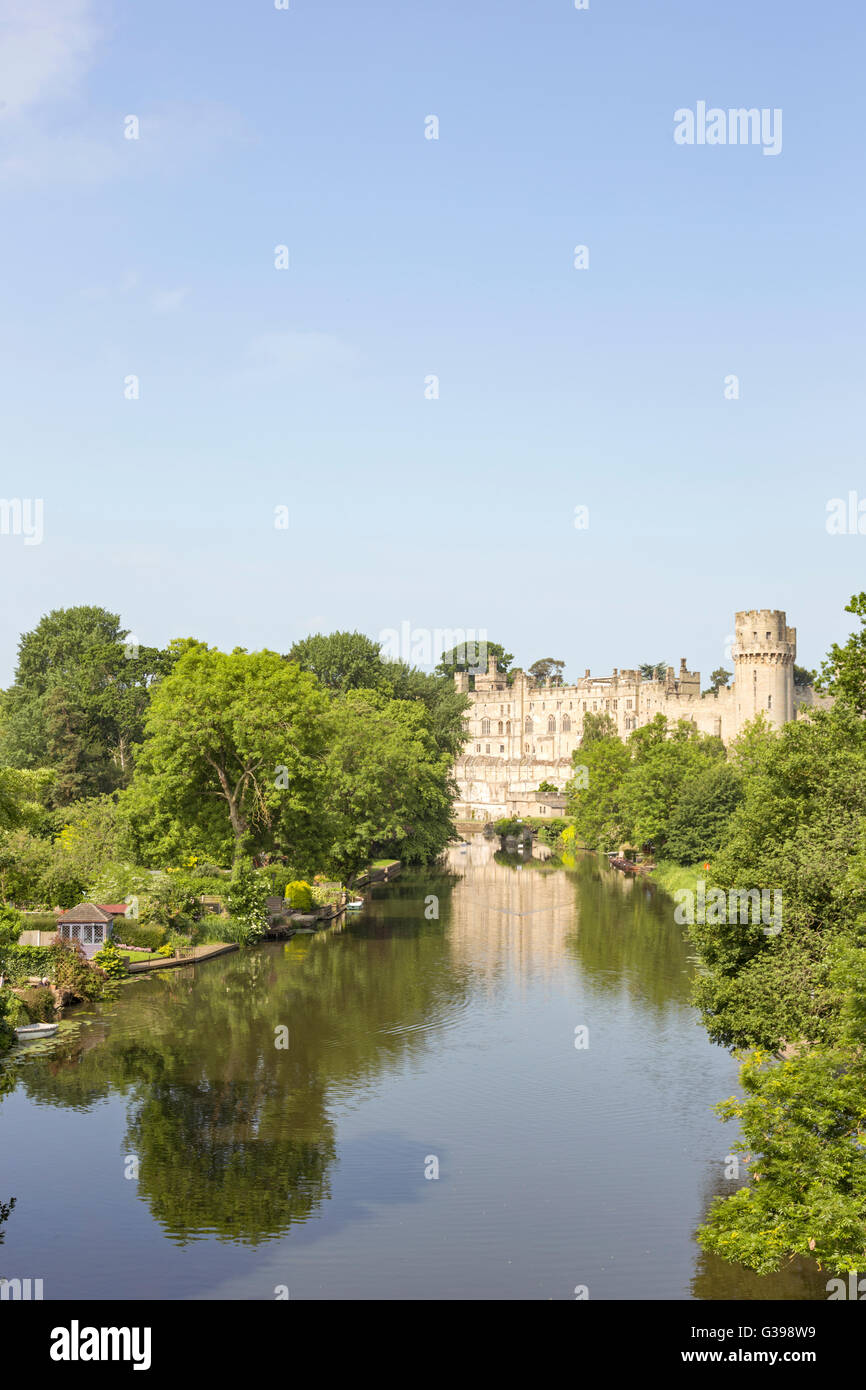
[734,609,796,659]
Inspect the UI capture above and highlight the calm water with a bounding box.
[0,841,825,1300]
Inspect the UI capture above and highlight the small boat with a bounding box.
[15,1023,59,1040]
[346,898,365,910]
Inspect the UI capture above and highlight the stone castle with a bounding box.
[452,609,825,820]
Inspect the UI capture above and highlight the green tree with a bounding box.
[287,630,468,760]
[0,607,173,801]
[567,726,630,850]
[580,711,618,746]
[664,763,743,865]
[703,667,732,694]
[639,662,668,682]
[323,690,455,879]
[817,591,866,713]
[617,717,725,850]
[286,631,385,691]
[435,641,513,678]
[528,658,566,686]
[135,647,328,866]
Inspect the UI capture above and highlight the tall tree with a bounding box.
[528,658,566,686]
[135,647,328,866]
[285,631,385,692]
[0,606,172,801]
[323,690,456,879]
[639,662,668,682]
[435,641,513,677]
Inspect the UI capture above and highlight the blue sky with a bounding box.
[1,0,863,685]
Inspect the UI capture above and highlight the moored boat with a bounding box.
[15,1022,59,1040]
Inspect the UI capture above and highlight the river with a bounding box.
[0,840,826,1300]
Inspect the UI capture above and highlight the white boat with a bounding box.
[15,1023,59,1040]
[346,898,365,910]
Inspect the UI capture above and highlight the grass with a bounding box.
[649,860,708,897]
[117,950,159,963]
[370,858,400,868]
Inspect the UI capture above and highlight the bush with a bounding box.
[114,921,167,951]
[0,904,23,946]
[18,912,58,932]
[225,866,267,941]
[0,943,57,985]
[1,990,29,1030]
[53,940,105,1003]
[18,986,56,1022]
[310,882,342,907]
[199,915,266,946]
[285,880,314,911]
[92,944,129,980]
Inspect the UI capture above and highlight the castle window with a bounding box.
[547,716,556,733]
[766,632,771,640]
[498,721,503,734]
[768,695,772,709]
[481,719,491,734]
[612,701,617,711]
[500,745,505,752]
[485,744,490,753]
[562,715,571,732]
[525,717,533,733]
[475,744,480,752]
[627,699,633,709]
[506,721,511,734]
[583,701,587,711]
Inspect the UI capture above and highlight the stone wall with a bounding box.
[453,608,825,818]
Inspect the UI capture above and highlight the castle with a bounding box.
[452,610,825,820]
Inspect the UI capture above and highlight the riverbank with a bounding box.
[126,942,239,973]
[648,860,706,897]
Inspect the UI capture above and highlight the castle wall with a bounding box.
[453,609,804,818]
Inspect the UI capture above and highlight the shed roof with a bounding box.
[56,903,113,924]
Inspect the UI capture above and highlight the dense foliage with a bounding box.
[0,608,465,933]
[561,596,866,1274]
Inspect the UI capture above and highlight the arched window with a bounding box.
[547,716,556,733]
[525,716,533,733]
[562,715,571,732]
[498,721,503,734]
[506,720,511,734]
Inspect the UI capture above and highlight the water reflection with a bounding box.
[0,839,829,1298]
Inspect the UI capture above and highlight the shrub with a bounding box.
[155,944,173,958]
[285,880,314,911]
[204,916,256,945]
[0,904,23,947]
[1,990,29,1030]
[18,986,56,1022]
[53,939,104,1003]
[17,912,57,932]
[0,943,57,985]
[310,882,342,907]
[257,863,304,897]
[225,866,267,941]
[92,944,129,980]
[115,922,167,951]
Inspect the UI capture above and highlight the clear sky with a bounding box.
[1,0,863,686]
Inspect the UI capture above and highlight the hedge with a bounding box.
[0,944,58,985]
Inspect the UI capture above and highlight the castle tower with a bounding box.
[733,610,796,731]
